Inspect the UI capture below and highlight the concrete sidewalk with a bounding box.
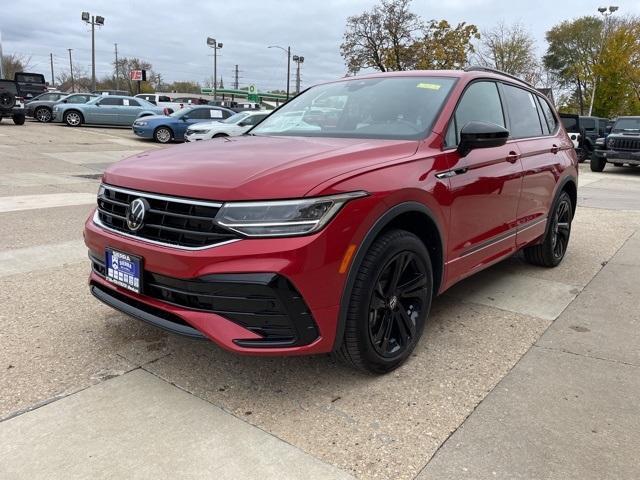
[417,232,640,480]
[0,369,354,480]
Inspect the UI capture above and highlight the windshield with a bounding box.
[221,112,251,124]
[251,76,456,140]
[612,118,640,132]
[170,107,193,118]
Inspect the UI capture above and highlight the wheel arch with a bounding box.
[64,108,84,121]
[333,201,445,351]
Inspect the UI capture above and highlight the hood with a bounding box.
[134,114,170,123]
[102,135,419,201]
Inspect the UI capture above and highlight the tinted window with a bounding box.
[98,97,122,106]
[187,108,212,120]
[561,117,578,131]
[67,95,91,103]
[537,97,557,133]
[502,84,543,138]
[445,81,504,147]
[123,99,140,107]
[581,118,596,130]
[15,73,45,83]
[159,96,171,102]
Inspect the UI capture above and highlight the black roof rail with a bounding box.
[464,66,535,88]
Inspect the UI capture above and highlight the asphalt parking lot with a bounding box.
[1,121,640,479]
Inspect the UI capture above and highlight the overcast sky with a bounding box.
[2,0,640,91]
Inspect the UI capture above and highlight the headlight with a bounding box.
[190,128,211,134]
[216,191,368,237]
[595,137,605,147]
[135,121,148,126]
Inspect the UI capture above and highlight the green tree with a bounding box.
[476,22,539,84]
[543,16,602,115]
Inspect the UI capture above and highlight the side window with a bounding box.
[159,96,171,102]
[126,99,140,107]
[244,114,264,126]
[98,97,122,106]
[445,81,505,147]
[537,97,557,134]
[502,84,543,138]
[188,109,209,119]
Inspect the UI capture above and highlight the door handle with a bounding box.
[551,144,560,154]
[506,151,520,164]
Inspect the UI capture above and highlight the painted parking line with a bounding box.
[44,150,142,165]
[0,240,86,277]
[0,193,96,213]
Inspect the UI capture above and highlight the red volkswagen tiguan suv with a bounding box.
[85,68,577,373]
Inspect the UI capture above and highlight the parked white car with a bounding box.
[134,94,185,113]
[184,111,269,141]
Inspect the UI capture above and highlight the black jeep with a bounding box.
[0,80,26,125]
[591,116,640,172]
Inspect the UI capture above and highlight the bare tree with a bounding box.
[476,22,539,83]
[1,53,32,79]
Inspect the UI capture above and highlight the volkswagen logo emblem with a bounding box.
[125,198,149,232]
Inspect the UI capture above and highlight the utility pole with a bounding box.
[114,43,119,90]
[234,64,239,90]
[67,49,75,92]
[50,53,55,88]
[81,12,105,93]
[0,29,4,79]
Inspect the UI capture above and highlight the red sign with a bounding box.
[130,70,143,81]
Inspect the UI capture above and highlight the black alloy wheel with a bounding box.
[336,229,433,373]
[368,251,428,357]
[523,191,573,267]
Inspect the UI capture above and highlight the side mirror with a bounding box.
[457,121,509,157]
[238,121,248,127]
[182,116,189,121]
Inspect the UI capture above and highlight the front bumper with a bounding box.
[132,126,154,138]
[594,148,640,165]
[83,201,366,355]
[184,131,210,142]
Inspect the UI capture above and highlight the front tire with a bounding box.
[336,230,433,374]
[35,106,52,123]
[12,113,26,125]
[153,126,172,143]
[64,110,83,127]
[590,155,606,172]
[523,191,573,268]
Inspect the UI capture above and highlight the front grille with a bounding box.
[611,137,640,151]
[90,254,319,347]
[97,184,239,249]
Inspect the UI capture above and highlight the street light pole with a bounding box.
[588,5,619,116]
[268,45,292,99]
[206,37,223,101]
[292,55,305,95]
[68,49,75,93]
[81,12,104,93]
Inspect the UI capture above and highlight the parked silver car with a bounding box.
[25,92,67,122]
[52,95,164,127]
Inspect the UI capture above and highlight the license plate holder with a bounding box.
[105,248,142,294]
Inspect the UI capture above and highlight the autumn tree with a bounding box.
[340,0,478,74]
[412,20,479,70]
[476,22,539,84]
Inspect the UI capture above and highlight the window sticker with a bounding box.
[210,110,223,118]
[416,82,441,90]
[123,99,130,106]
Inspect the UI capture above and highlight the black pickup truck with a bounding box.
[591,116,640,172]
[14,72,47,99]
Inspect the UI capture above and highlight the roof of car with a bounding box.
[321,67,533,90]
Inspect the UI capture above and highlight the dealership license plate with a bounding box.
[105,249,142,293]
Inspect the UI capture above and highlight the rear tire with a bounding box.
[336,229,433,374]
[523,191,573,268]
[34,106,52,123]
[153,126,172,143]
[590,155,606,172]
[64,110,83,127]
[12,113,26,125]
